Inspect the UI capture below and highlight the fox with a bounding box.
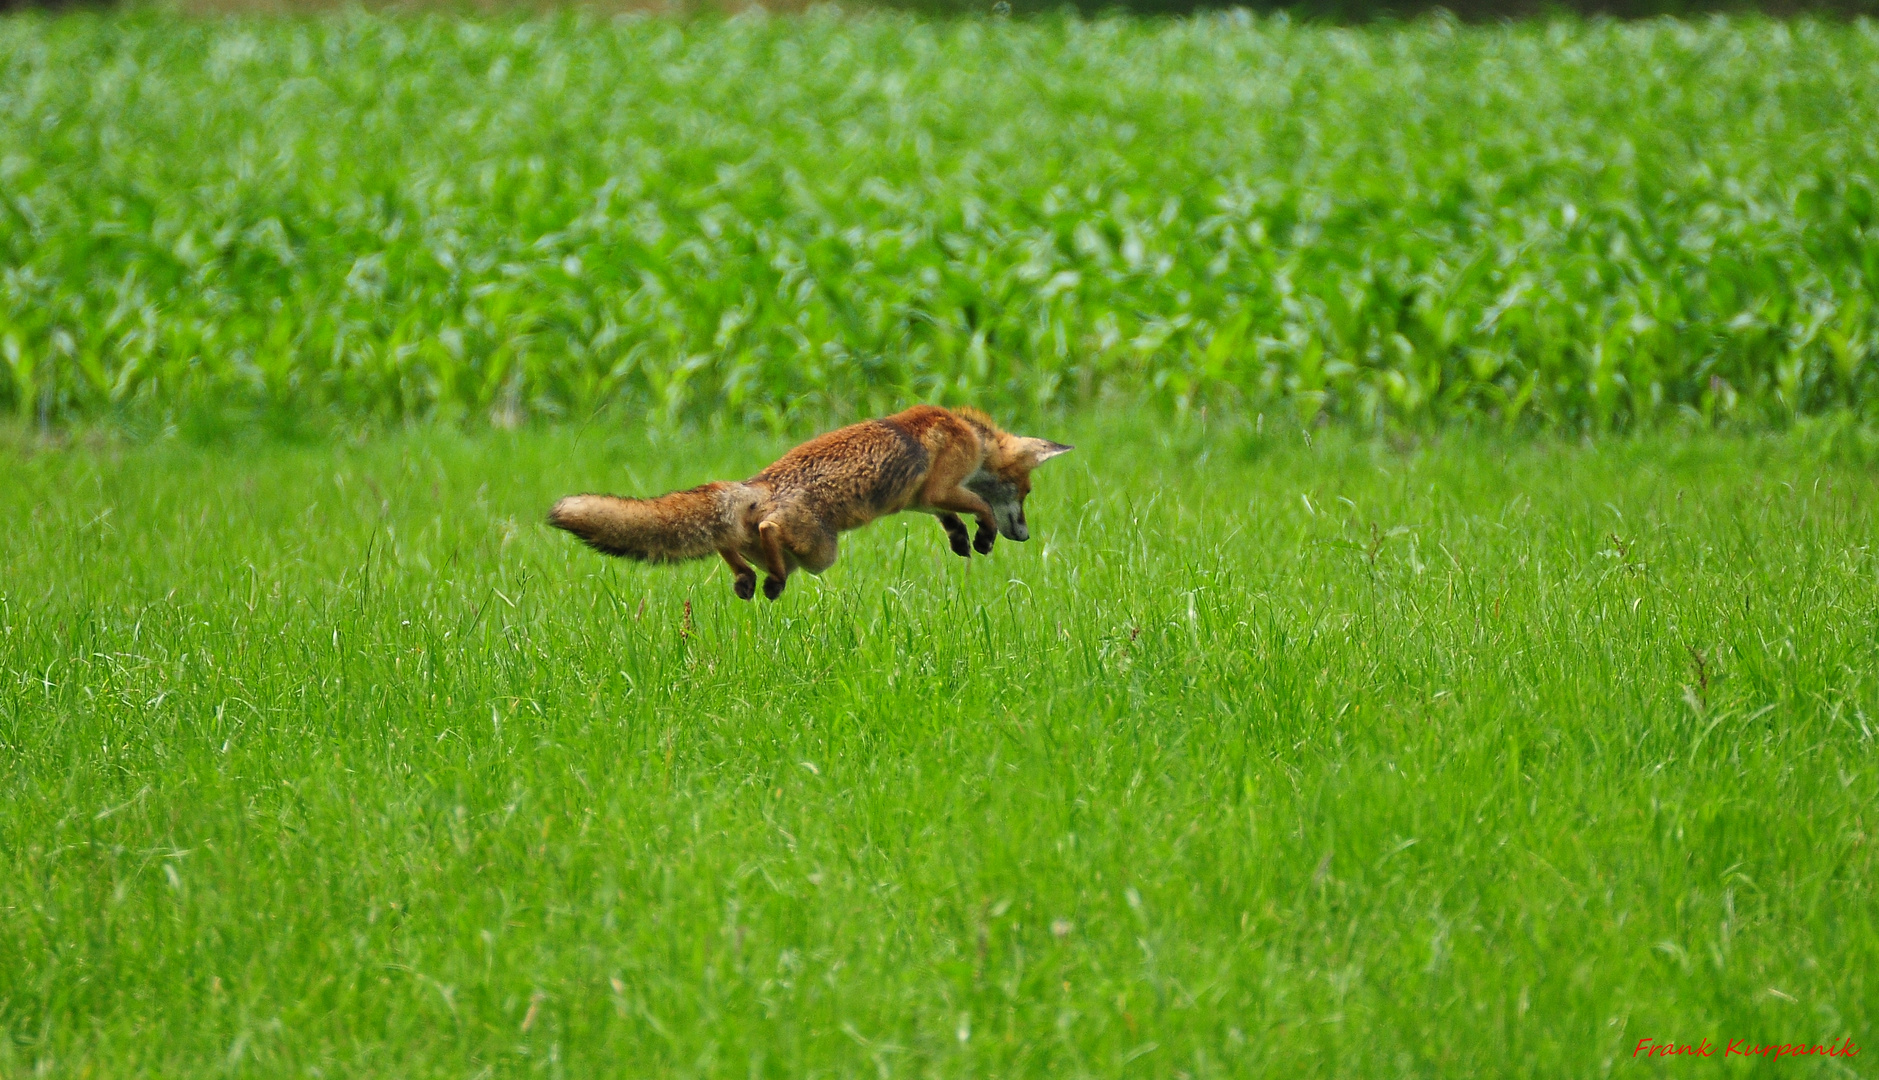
[548,405,1072,600]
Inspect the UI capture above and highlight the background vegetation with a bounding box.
[4,14,1878,434]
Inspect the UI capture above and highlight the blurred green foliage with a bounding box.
[2,12,1877,431]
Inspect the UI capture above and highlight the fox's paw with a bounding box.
[733,575,756,601]
[763,576,787,601]
[938,514,972,558]
[973,526,996,555]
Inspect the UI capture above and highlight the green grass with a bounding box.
[3,12,1879,430]
[2,419,1874,1076]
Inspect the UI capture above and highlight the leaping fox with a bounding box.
[548,405,1072,600]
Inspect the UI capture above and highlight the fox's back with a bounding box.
[753,406,972,531]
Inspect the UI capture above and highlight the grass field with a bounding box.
[4,6,1879,1076]
[3,419,1875,1076]
[3,13,1879,429]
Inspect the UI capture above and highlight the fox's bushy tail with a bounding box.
[548,483,738,563]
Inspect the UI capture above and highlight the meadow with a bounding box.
[2,418,1877,1077]
[4,7,1879,1077]
[2,13,1878,430]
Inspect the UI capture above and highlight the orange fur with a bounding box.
[549,406,1072,600]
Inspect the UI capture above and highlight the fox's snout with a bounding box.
[991,498,1030,541]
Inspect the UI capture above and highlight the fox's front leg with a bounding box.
[937,513,972,558]
[927,488,998,555]
[720,549,758,601]
[757,520,791,600]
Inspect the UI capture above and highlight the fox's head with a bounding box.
[966,432,1074,542]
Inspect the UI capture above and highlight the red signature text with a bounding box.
[1634,1037,1859,1061]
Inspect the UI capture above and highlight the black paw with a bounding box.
[948,531,972,558]
[733,575,756,600]
[974,527,996,555]
[763,576,786,600]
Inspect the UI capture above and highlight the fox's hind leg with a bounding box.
[720,549,758,601]
[757,517,839,599]
[937,513,972,558]
[757,520,791,600]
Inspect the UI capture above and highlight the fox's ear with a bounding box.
[1018,438,1074,467]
